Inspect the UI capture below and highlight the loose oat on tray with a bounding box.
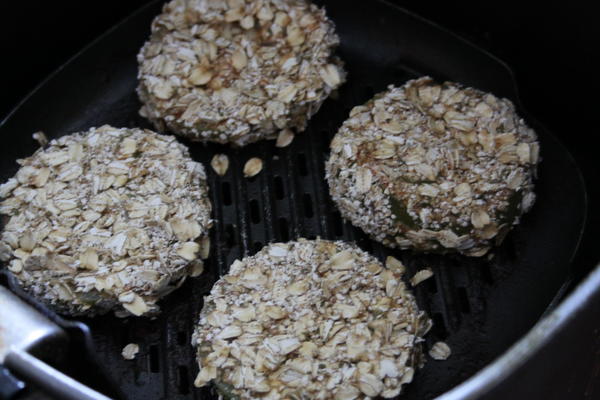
[325,77,540,256]
[192,239,431,399]
[137,0,346,146]
[0,125,212,317]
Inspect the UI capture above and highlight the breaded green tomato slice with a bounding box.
[193,239,431,399]
[0,125,212,317]
[326,77,539,256]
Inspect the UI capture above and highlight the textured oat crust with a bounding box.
[326,77,539,256]
[137,0,346,146]
[192,239,430,399]
[0,125,212,317]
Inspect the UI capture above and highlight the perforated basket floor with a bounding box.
[0,0,586,399]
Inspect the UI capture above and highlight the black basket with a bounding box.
[0,1,586,399]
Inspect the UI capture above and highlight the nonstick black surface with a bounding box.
[0,1,586,399]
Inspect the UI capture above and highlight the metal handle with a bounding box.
[0,366,24,400]
[5,348,112,400]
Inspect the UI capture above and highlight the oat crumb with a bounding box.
[411,268,434,286]
[429,341,451,360]
[122,343,140,360]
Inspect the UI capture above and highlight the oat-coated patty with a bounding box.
[192,239,431,399]
[0,125,212,317]
[325,77,540,256]
[137,0,346,146]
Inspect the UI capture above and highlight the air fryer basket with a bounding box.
[0,0,586,399]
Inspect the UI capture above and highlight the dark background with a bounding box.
[0,1,598,398]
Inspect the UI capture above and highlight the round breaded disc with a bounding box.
[0,125,212,317]
[192,239,430,399]
[137,0,346,146]
[325,77,540,256]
